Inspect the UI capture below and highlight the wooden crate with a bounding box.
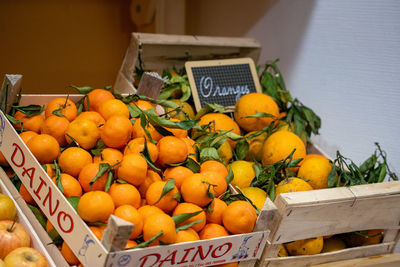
[0,172,69,267]
[256,179,400,267]
[114,32,261,94]
[0,93,271,267]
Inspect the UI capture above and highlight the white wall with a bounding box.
[245,0,400,172]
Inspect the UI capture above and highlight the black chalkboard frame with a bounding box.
[185,58,262,112]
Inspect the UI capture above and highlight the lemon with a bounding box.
[167,99,195,121]
[241,187,267,210]
[278,244,288,257]
[217,140,233,165]
[275,177,313,197]
[244,131,268,161]
[229,160,255,189]
[285,236,324,256]
[297,157,332,189]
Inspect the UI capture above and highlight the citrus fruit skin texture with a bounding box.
[77,191,115,223]
[245,131,268,161]
[222,200,257,234]
[297,157,332,189]
[229,160,255,189]
[261,130,306,166]
[275,177,313,197]
[234,92,280,132]
[285,236,324,256]
[198,113,240,148]
[83,88,115,112]
[142,213,177,246]
[26,134,60,164]
[65,118,100,150]
[241,187,267,210]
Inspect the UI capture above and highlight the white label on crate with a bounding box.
[106,231,268,267]
[0,110,108,266]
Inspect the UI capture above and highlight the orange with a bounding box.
[124,137,158,163]
[40,115,70,146]
[19,131,38,144]
[234,93,280,132]
[145,181,179,213]
[165,118,188,138]
[200,160,228,178]
[117,153,148,186]
[100,115,133,149]
[46,220,54,233]
[285,236,324,256]
[157,136,188,166]
[130,99,154,113]
[131,117,163,142]
[125,240,138,249]
[261,130,306,167]
[89,225,104,241]
[165,99,195,121]
[76,111,106,128]
[138,170,162,198]
[65,118,100,150]
[297,157,332,189]
[180,137,197,161]
[321,236,346,253]
[58,147,93,178]
[19,183,35,205]
[52,173,82,197]
[206,198,228,225]
[114,204,143,239]
[275,177,313,197]
[200,171,228,197]
[163,166,194,190]
[108,183,141,208]
[222,200,257,234]
[299,154,328,166]
[172,203,206,232]
[45,97,78,121]
[138,205,165,223]
[77,191,115,222]
[78,163,108,192]
[142,213,177,246]
[98,99,129,120]
[93,148,123,172]
[176,228,200,243]
[0,151,9,167]
[83,88,115,112]
[198,113,241,148]
[241,187,267,210]
[181,173,214,207]
[245,131,268,161]
[26,134,60,164]
[199,223,229,240]
[13,111,45,133]
[43,163,55,178]
[61,241,80,265]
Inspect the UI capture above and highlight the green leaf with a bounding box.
[172,210,203,225]
[200,147,221,162]
[87,221,108,226]
[128,104,142,118]
[185,157,201,173]
[140,138,162,172]
[89,163,111,188]
[235,139,249,160]
[176,220,203,232]
[359,153,377,175]
[10,104,44,117]
[47,228,62,242]
[133,231,163,248]
[67,196,80,211]
[68,85,93,94]
[6,114,21,124]
[54,160,64,193]
[242,112,276,118]
[226,168,234,184]
[104,171,114,192]
[138,95,180,109]
[153,179,175,205]
[91,139,107,156]
[27,204,47,230]
[218,130,244,142]
[327,165,338,188]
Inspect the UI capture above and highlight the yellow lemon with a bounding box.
[241,187,267,210]
[275,177,313,197]
[297,157,332,189]
[285,237,324,256]
[228,160,255,189]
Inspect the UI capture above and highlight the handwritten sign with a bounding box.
[185,58,261,112]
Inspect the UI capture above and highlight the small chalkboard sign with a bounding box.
[185,58,262,112]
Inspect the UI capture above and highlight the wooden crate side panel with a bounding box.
[270,183,400,243]
[311,253,400,267]
[260,242,394,267]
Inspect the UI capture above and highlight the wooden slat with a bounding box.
[311,253,400,267]
[260,242,394,267]
[114,32,261,94]
[268,182,400,244]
